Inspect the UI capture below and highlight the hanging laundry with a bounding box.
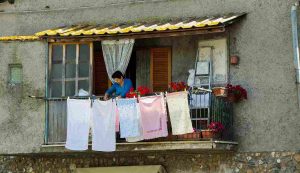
[116,98,140,138]
[166,91,193,135]
[116,108,120,132]
[126,103,144,142]
[92,99,117,152]
[190,93,210,108]
[139,95,168,139]
[65,99,91,151]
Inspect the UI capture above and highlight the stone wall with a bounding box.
[0,151,299,173]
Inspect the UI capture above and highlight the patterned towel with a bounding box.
[116,98,140,138]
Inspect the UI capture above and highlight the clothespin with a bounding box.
[67,96,70,100]
[89,97,92,107]
[137,94,140,103]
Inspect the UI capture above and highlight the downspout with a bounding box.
[44,42,49,144]
[291,2,300,108]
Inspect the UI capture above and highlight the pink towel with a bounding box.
[139,95,168,139]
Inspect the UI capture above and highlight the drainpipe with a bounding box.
[44,43,49,144]
[291,2,300,108]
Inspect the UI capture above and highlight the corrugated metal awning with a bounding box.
[36,13,245,38]
[76,165,167,173]
[0,13,245,41]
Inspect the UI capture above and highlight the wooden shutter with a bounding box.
[150,48,171,92]
[93,49,109,95]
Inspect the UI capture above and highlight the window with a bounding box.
[49,43,93,97]
[9,64,22,85]
[135,47,171,92]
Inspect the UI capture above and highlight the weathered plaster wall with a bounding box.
[0,41,46,154]
[0,0,299,153]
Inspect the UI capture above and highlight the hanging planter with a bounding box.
[230,55,239,65]
[227,93,238,102]
[212,87,227,97]
[226,84,247,103]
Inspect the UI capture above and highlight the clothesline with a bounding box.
[65,91,194,152]
[28,87,211,101]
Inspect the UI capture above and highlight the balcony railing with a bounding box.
[46,93,233,144]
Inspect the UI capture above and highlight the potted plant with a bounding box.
[177,128,202,140]
[202,122,225,139]
[212,87,227,97]
[168,81,188,92]
[126,86,151,98]
[226,84,247,102]
[230,55,239,65]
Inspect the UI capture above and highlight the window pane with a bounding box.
[65,81,75,96]
[66,44,76,60]
[78,80,89,92]
[51,81,62,97]
[79,62,89,77]
[52,45,63,61]
[10,66,22,84]
[51,63,62,79]
[79,44,90,61]
[66,63,76,78]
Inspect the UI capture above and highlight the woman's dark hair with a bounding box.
[112,71,124,79]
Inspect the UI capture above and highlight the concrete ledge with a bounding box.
[40,141,238,153]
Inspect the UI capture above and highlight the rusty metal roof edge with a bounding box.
[40,25,226,40]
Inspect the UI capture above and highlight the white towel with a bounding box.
[65,99,91,151]
[126,103,144,142]
[166,91,194,135]
[92,100,117,152]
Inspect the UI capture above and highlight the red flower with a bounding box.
[126,86,151,98]
[208,122,225,133]
[169,81,187,92]
[226,84,247,101]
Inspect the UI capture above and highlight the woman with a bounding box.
[104,71,133,100]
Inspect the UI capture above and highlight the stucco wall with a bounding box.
[0,0,299,153]
[0,41,46,154]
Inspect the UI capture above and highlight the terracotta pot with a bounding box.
[201,130,214,138]
[177,132,201,140]
[201,130,221,139]
[227,94,238,102]
[230,55,239,65]
[212,87,228,97]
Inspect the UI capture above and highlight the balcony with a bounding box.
[43,91,236,152]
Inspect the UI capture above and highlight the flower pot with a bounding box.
[201,130,214,138]
[201,130,222,139]
[230,55,239,65]
[212,87,227,97]
[227,94,238,102]
[177,132,201,140]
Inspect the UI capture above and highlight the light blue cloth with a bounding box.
[116,98,140,138]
